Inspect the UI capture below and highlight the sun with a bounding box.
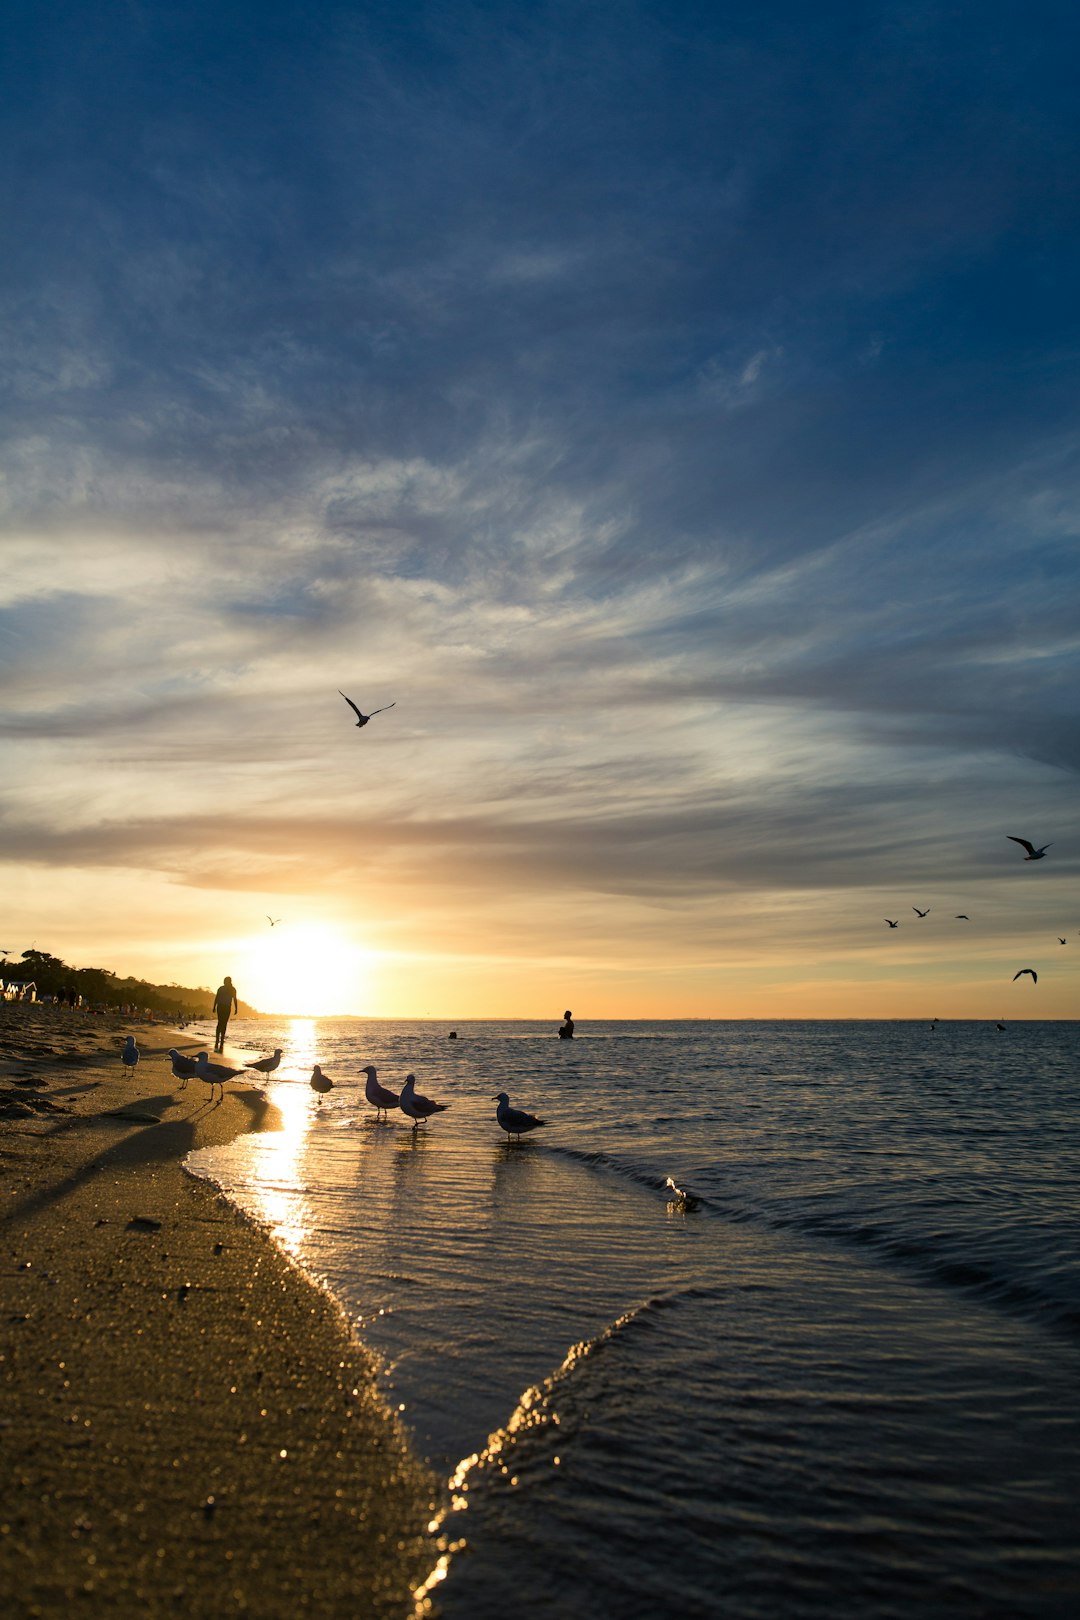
[240,923,372,1017]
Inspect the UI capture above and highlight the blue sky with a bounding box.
[1,1,1078,1014]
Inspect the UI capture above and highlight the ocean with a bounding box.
[185,1019,1080,1618]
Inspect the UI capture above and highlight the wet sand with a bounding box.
[0,1004,437,1619]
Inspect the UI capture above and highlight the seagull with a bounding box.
[1012,969,1038,984]
[955,915,970,920]
[1058,938,1067,945]
[996,1022,1007,1032]
[245,1049,283,1075]
[167,1048,201,1090]
[1007,837,1052,861]
[195,1051,244,1102]
[338,691,396,729]
[361,1064,399,1120]
[884,919,899,928]
[493,1091,546,1142]
[266,916,281,927]
[121,1035,139,1075]
[912,906,931,918]
[399,1073,448,1129]
[309,1065,333,1103]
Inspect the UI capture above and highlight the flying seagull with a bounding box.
[955,915,970,920]
[1007,837,1052,861]
[912,906,930,918]
[884,918,899,928]
[399,1073,448,1129]
[1059,938,1067,945]
[1012,969,1038,983]
[339,691,396,729]
[361,1064,399,1120]
[245,1049,283,1075]
[266,916,281,927]
[493,1091,547,1142]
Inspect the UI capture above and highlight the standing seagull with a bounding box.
[194,1051,244,1102]
[338,691,396,729]
[361,1064,399,1121]
[121,1035,139,1076]
[1007,837,1052,861]
[1012,969,1038,984]
[912,906,931,918]
[399,1073,448,1129]
[310,1065,334,1104]
[167,1047,200,1090]
[493,1091,546,1142]
[245,1049,283,1076]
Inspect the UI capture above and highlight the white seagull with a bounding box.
[493,1091,547,1142]
[338,691,396,729]
[245,1049,283,1075]
[310,1065,333,1103]
[1012,968,1038,984]
[195,1051,244,1102]
[399,1073,448,1129]
[361,1064,399,1120]
[167,1047,201,1090]
[122,1035,139,1075]
[1007,837,1052,861]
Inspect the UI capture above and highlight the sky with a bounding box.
[2,0,1079,1018]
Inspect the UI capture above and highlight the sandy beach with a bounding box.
[0,1004,437,1619]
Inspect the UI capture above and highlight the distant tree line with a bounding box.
[0,948,261,1020]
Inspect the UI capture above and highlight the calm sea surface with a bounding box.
[185,1019,1080,1618]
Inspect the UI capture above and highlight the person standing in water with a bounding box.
[558,1009,575,1039]
[213,975,238,1052]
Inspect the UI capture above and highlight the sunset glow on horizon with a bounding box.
[1,4,1078,1020]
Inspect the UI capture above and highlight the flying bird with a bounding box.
[493,1091,547,1142]
[309,1065,334,1102]
[1060,938,1068,945]
[338,691,396,729]
[399,1073,448,1129]
[361,1064,399,1120]
[266,916,281,927]
[245,1049,283,1075]
[121,1035,139,1075]
[1007,837,1052,861]
[912,906,931,918]
[1012,969,1038,984]
[955,915,970,920]
[884,919,899,928]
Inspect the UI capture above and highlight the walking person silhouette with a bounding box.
[213,975,238,1053]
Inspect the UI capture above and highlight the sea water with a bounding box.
[185,1019,1080,1618]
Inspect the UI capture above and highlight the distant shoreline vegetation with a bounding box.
[0,947,262,1021]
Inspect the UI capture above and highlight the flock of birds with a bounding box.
[119,1041,547,1140]
[883,836,1066,990]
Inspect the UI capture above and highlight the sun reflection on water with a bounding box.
[245,1018,320,1253]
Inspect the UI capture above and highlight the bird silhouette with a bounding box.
[266,916,281,927]
[884,918,899,928]
[912,906,930,918]
[1059,938,1067,945]
[309,1065,333,1103]
[1007,837,1052,861]
[399,1073,448,1129]
[493,1091,547,1141]
[361,1064,399,1120]
[955,914,970,920]
[245,1049,282,1075]
[338,691,396,729]
[1012,969,1037,983]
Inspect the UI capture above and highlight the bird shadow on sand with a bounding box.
[0,1086,274,1231]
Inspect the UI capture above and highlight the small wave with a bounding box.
[546,1145,1080,1343]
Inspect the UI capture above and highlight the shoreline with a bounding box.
[0,1003,438,1618]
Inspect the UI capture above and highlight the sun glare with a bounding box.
[240,924,372,1016]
